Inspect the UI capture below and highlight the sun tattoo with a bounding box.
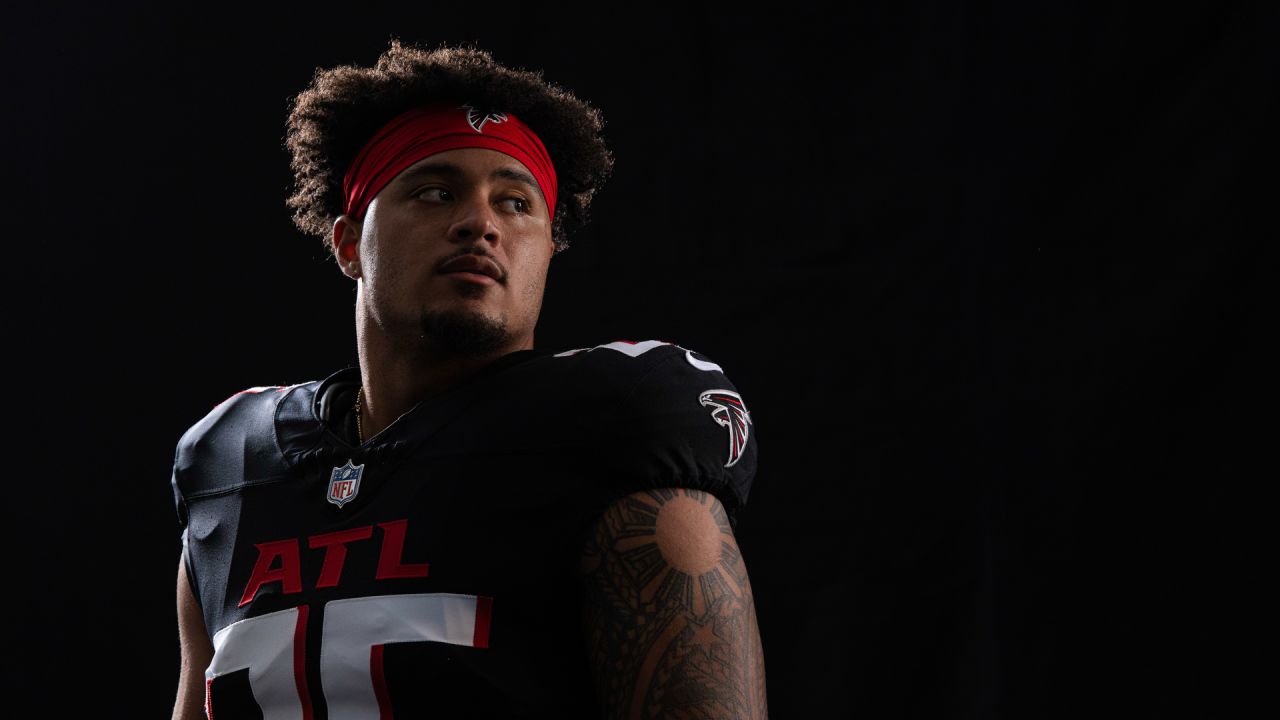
[581,488,768,720]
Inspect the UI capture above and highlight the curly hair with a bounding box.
[285,40,614,253]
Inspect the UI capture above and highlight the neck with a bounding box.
[353,305,532,442]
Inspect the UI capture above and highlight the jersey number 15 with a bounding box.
[206,592,492,719]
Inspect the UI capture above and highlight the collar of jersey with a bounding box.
[281,349,548,460]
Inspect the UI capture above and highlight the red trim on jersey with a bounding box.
[473,596,493,648]
[295,605,315,720]
[375,520,430,580]
[371,644,393,720]
[216,385,287,408]
[205,677,215,720]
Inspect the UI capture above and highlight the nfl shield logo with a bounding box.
[327,460,364,508]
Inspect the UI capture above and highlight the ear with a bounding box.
[332,215,362,280]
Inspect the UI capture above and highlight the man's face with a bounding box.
[338,147,556,356]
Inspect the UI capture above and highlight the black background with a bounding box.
[6,3,1271,717]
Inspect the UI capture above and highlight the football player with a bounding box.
[171,41,767,719]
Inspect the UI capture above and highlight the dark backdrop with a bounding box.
[7,3,1271,717]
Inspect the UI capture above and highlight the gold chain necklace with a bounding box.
[354,386,364,443]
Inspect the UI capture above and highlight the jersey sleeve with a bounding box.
[595,346,758,525]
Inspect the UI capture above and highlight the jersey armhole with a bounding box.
[181,529,201,605]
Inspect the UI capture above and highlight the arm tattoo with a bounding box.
[581,488,768,719]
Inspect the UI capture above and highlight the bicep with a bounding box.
[173,556,213,720]
[580,488,768,719]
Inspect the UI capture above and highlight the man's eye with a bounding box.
[502,197,529,213]
[416,188,451,201]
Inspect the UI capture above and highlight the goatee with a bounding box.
[417,308,510,358]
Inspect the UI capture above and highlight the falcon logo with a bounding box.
[460,104,508,133]
[699,389,752,468]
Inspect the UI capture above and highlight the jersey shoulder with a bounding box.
[547,339,743,405]
[547,339,729,389]
[171,382,320,524]
[546,339,757,520]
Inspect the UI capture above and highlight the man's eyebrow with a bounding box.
[491,167,540,195]
[396,161,541,196]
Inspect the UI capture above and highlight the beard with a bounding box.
[415,306,511,359]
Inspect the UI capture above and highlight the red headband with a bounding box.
[342,103,558,222]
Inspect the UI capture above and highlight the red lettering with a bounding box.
[308,526,374,588]
[376,519,430,580]
[240,539,303,607]
[241,520,426,602]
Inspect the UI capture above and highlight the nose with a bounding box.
[447,193,500,246]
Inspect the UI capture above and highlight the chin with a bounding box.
[417,307,511,358]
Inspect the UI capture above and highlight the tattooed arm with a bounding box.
[581,488,768,719]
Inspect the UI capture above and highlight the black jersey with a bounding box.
[171,340,756,719]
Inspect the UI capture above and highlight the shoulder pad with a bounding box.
[553,339,684,360]
[564,340,757,521]
[170,385,305,524]
[550,339,701,374]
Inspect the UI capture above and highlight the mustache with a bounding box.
[435,247,507,282]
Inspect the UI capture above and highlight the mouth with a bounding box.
[437,253,505,285]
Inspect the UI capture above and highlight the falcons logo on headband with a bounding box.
[699,389,752,468]
[460,105,508,133]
